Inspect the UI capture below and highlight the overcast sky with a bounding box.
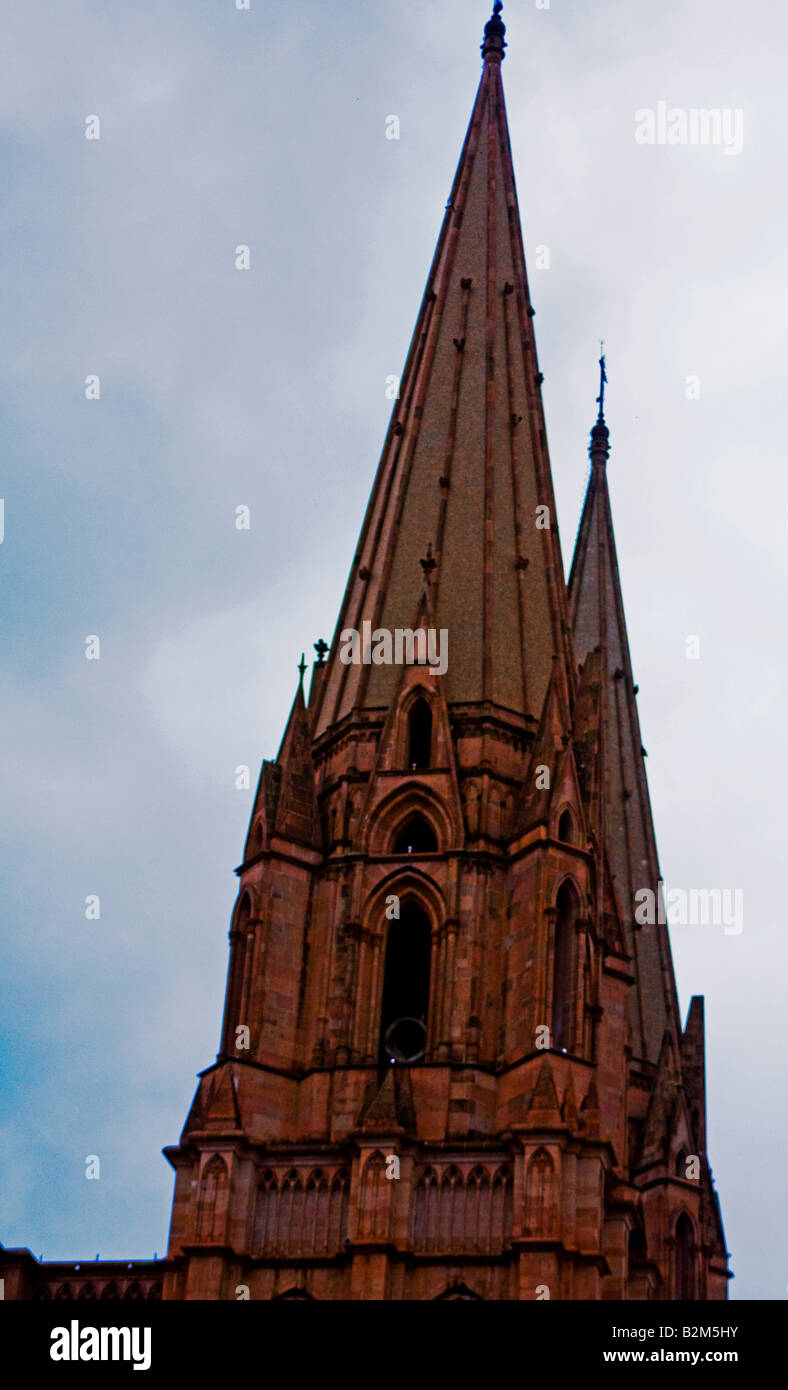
[1,0,785,1300]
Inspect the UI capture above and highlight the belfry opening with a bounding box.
[379,900,432,1065]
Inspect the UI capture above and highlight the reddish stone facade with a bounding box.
[0,5,729,1302]
[0,1250,163,1302]
[161,7,729,1301]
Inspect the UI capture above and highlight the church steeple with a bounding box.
[313,0,573,736]
[160,10,729,1304]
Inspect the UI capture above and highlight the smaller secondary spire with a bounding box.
[482,1,506,63]
[589,343,610,464]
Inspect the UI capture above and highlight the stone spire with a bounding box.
[312,1,574,736]
[568,364,682,1063]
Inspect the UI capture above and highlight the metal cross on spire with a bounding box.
[596,340,607,422]
[297,652,307,684]
[589,342,610,464]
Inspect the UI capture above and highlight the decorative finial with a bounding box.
[482,1,506,63]
[589,343,610,464]
[419,542,437,577]
[596,341,607,421]
[297,652,307,684]
[314,638,329,665]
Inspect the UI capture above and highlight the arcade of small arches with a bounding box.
[35,1279,162,1300]
[191,1146,698,1296]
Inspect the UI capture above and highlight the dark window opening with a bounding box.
[558,809,574,843]
[407,699,433,769]
[552,881,576,1052]
[392,815,437,854]
[675,1214,695,1299]
[628,1227,647,1261]
[379,901,431,1065]
[675,1149,687,1178]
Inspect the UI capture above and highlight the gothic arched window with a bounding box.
[379,900,432,1064]
[407,699,432,769]
[392,815,437,854]
[197,1155,228,1243]
[675,1213,695,1299]
[552,881,577,1052]
[558,809,574,843]
[525,1148,556,1237]
[254,1170,278,1255]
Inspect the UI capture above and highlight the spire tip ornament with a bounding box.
[482,1,506,62]
[589,343,610,463]
[596,341,607,422]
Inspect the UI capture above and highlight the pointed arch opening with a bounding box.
[434,1282,484,1300]
[223,892,254,1054]
[552,880,578,1052]
[236,892,253,930]
[526,1147,556,1237]
[379,899,432,1064]
[558,809,574,844]
[407,698,433,769]
[197,1154,228,1243]
[629,1226,647,1261]
[675,1213,695,1299]
[392,815,438,855]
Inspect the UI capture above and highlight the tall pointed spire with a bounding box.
[568,368,681,1063]
[313,5,573,737]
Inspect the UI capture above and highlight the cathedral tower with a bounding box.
[162,4,729,1301]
